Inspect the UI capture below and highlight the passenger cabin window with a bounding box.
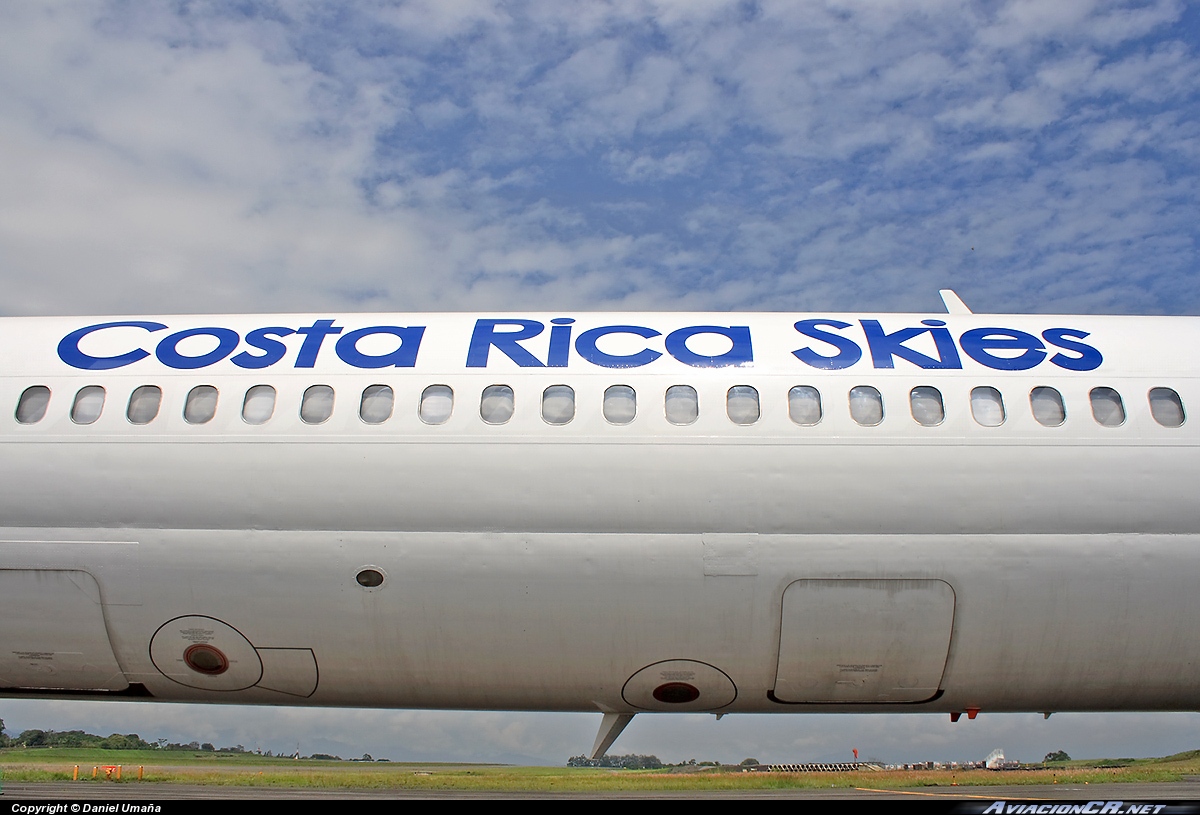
[665,385,698,426]
[910,386,944,426]
[15,386,50,424]
[480,385,514,425]
[127,385,162,425]
[1149,387,1185,427]
[184,386,219,424]
[542,385,575,425]
[419,385,453,425]
[242,385,276,425]
[849,386,883,426]
[1030,386,1065,427]
[970,386,1005,427]
[603,385,636,425]
[71,386,105,425]
[1090,387,1125,427]
[788,386,821,426]
[301,385,334,424]
[726,386,760,425]
[360,385,394,425]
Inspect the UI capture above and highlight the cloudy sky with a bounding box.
[2,0,1199,766]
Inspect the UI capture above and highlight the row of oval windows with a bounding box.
[13,382,1188,429]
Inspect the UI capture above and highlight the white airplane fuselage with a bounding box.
[1,308,1197,729]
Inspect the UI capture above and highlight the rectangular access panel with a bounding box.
[0,569,129,691]
[773,579,954,703]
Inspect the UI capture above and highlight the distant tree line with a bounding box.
[567,754,764,769]
[0,719,255,753]
[567,754,664,769]
[0,720,381,761]
[0,727,153,750]
[159,741,250,753]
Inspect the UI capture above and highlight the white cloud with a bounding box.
[370,0,508,43]
[415,98,468,129]
[2,0,1195,316]
[1085,41,1197,102]
[607,146,709,180]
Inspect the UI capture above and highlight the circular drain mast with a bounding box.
[183,643,230,675]
[652,681,701,704]
[622,659,737,712]
[150,615,263,691]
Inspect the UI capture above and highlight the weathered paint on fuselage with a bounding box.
[1,312,1197,716]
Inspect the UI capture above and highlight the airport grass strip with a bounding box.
[2,748,1198,792]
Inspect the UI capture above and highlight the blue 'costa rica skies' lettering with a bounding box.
[54,317,1103,372]
[465,319,753,368]
[792,319,1102,372]
[57,320,425,371]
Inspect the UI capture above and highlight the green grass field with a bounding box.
[2,748,1199,791]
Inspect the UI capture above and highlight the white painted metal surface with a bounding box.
[0,305,1196,737]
